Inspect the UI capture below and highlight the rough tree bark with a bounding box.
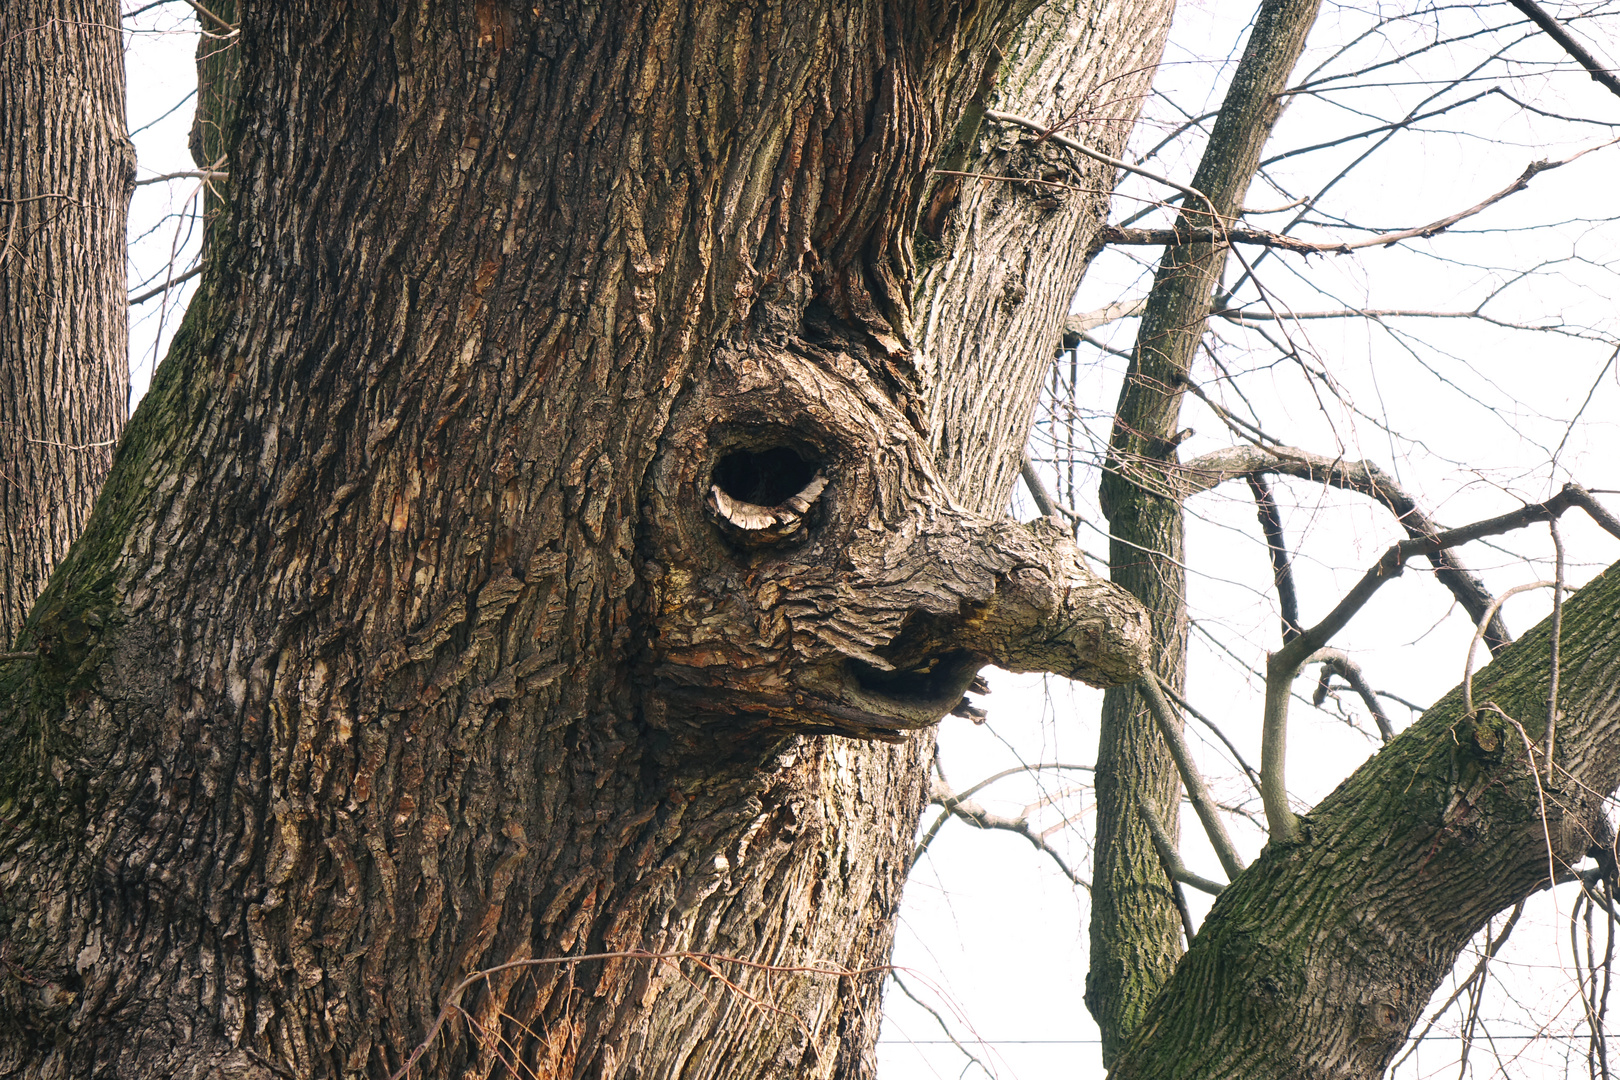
[0,3,1162,1078]
[0,1,130,649]
[1088,0,1321,1059]
[1109,551,1620,1080]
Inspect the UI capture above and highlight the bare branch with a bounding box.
[1020,458,1061,520]
[1063,297,1148,342]
[1309,648,1394,742]
[921,778,1090,891]
[129,262,203,306]
[1462,581,1557,719]
[955,762,1095,804]
[1102,137,1620,254]
[1139,673,1245,880]
[1100,223,1331,252]
[1247,474,1301,643]
[1137,793,1226,898]
[887,973,994,1079]
[134,169,228,187]
[1263,484,1620,841]
[1505,0,1620,100]
[1161,681,1263,795]
[1177,444,1512,654]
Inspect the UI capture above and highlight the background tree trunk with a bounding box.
[1088,0,1321,1058]
[0,1,129,648]
[0,3,1160,1077]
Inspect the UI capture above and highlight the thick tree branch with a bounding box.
[1262,484,1620,841]
[1020,457,1061,519]
[1088,1,1324,1053]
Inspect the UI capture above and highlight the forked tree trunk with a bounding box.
[0,1,129,649]
[0,4,1161,1077]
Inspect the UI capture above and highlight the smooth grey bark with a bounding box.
[0,3,1160,1077]
[0,2,129,648]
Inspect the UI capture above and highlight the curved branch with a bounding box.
[919,778,1090,891]
[1178,443,1512,655]
[1309,648,1394,742]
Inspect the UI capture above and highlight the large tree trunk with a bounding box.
[0,1,129,648]
[0,4,1160,1078]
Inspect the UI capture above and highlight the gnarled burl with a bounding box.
[0,2,1158,1078]
[646,339,1148,741]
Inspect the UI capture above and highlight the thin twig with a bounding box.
[1101,136,1620,253]
[954,762,1095,803]
[887,973,995,1079]
[1160,682,1263,794]
[134,169,228,187]
[1462,582,1556,718]
[922,778,1090,891]
[984,109,1217,218]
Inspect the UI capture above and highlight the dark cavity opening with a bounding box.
[712,446,819,506]
[849,650,981,705]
